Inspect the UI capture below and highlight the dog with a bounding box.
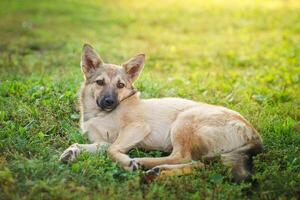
[60,44,263,183]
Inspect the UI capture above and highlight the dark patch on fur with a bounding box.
[220,140,263,183]
[140,169,160,184]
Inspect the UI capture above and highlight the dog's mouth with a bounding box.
[97,102,118,112]
[101,105,118,112]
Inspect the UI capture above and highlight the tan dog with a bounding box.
[60,44,263,182]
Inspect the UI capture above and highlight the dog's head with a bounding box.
[81,44,145,112]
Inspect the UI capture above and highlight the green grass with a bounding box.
[0,0,300,199]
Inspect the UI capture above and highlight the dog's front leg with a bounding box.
[107,122,150,171]
[60,142,111,162]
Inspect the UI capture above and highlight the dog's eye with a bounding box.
[117,82,125,89]
[96,79,105,86]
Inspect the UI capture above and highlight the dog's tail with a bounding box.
[220,139,263,183]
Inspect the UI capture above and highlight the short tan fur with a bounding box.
[60,44,263,183]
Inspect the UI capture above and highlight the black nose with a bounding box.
[98,96,116,109]
[103,97,115,106]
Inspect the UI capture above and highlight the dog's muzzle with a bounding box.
[97,96,118,111]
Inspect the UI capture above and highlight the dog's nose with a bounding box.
[97,95,118,110]
[99,96,116,109]
[103,97,115,106]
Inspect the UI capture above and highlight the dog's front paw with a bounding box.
[125,159,140,172]
[59,143,81,163]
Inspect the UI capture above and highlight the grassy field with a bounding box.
[0,0,300,199]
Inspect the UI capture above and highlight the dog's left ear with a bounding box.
[122,54,145,82]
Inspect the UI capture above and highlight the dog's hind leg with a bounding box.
[59,142,111,163]
[133,152,192,169]
[141,161,204,183]
[134,111,208,169]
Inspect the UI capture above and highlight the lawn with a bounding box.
[0,0,300,199]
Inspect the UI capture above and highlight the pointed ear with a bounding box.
[122,54,145,82]
[81,43,103,76]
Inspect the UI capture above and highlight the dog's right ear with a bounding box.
[81,44,103,77]
[122,54,145,82]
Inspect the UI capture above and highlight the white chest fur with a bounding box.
[81,114,119,144]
